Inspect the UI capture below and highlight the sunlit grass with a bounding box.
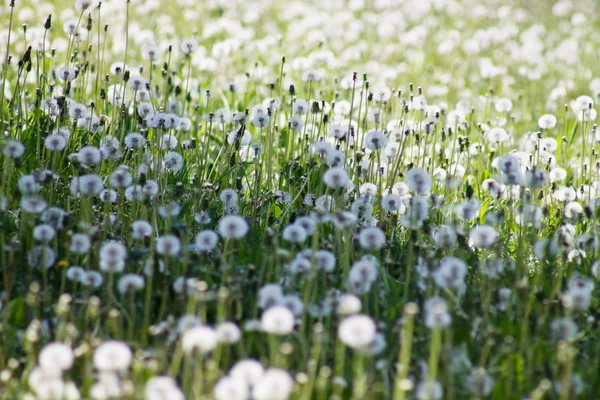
[1,0,600,399]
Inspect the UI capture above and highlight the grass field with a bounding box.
[0,0,600,398]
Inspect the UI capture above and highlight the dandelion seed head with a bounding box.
[338,314,376,349]
[44,134,67,152]
[22,196,48,214]
[220,189,238,204]
[323,167,350,190]
[415,381,443,400]
[195,230,219,252]
[216,322,241,344]
[538,113,557,129]
[282,224,308,244]
[39,342,74,372]
[364,130,387,151]
[145,376,185,400]
[260,306,295,335]
[93,341,132,372]
[66,266,86,282]
[358,227,385,250]
[469,225,499,249]
[76,174,104,196]
[433,256,467,290]
[466,369,494,396]
[142,44,162,62]
[78,146,102,166]
[214,376,249,400]
[18,175,39,195]
[163,151,184,173]
[117,274,145,294]
[82,271,104,288]
[218,215,249,240]
[550,318,578,341]
[455,199,481,221]
[230,359,264,387]
[302,68,322,83]
[406,167,432,194]
[182,325,219,354]
[563,201,583,220]
[156,234,182,256]
[424,297,451,328]
[252,368,294,400]
[3,140,25,158]
[336,293,362,315]
[258,284,284,309]
[292,99,309,114]
[348,258,378,293]
[181,38,199,55]
[33,224,56,243]
[433,225,457,248]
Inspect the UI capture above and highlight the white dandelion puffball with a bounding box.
[260,306,295,335]
[338,314,376,349]
[469,225,499,249]
[538,114,557,129]
[39,342,74,372]
[93,341,132,372]
[219,215,250,239]
[358,227,386,250]
[145,376,185,400]
[252,368,294,400]
[323,167,350,189]
[182,326,219,354]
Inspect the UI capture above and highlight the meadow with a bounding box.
[0,0,599,398]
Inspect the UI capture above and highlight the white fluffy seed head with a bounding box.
[218,215,249,240]
[338,314,376,349]
[252,369,294,400]
[216,322,242,344]
[196,230,219,252]
[468,225,499,249]
[229,359,265,386]
[39,342,74,372]
[406,167,432,194]
[364,130,387,151]
[214,376,249,400]
[538,113,557,129]
[93,341,132,372]
[260,306,295,335]
[424,297,451,328]
[182,326,219,354]
[358,227,385,250]
[117,274,145,294]
[323,167,350,189]
[282,224,308,244]
[145,376,185,400]
[155,235,182,256]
